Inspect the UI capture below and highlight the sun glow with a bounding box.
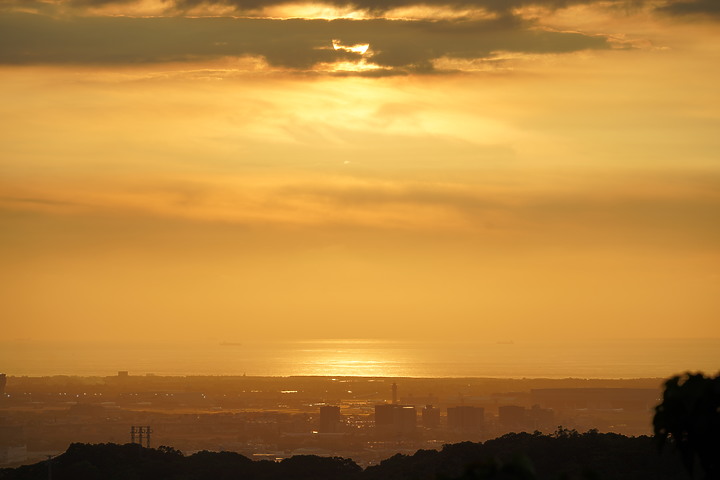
[325,60,382,73]
[332,39,370,55]
[84,0,174,17]
[262,3,367,19]
[384,6,499,20]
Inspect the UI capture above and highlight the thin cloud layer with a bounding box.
[0,12,611,72]
[3,171,720,247]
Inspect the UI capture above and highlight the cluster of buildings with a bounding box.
[0,373,661,467]
[315,383,555,439]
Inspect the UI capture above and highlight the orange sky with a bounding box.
[0,0,719,347]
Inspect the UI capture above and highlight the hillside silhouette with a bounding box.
[0,431,688,480]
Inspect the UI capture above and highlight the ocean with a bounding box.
[1,338,718,379]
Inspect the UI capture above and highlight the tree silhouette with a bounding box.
[653,372,720,479]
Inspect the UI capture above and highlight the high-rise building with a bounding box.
[498,405,527,431]
[422,405,440,429]
[0,374,5,396]
[528,404,555,430]
[374,404,396,427]
[395,406,417,433]
[447,406,484,432]
[374,404,417,435]
[319,405,342,433]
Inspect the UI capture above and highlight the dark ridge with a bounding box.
[0,431,688,480]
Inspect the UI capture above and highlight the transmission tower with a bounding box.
[130,425,152,448]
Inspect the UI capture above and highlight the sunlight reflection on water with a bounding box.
[1,338,718,378]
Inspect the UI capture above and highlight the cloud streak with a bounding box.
[4,171,720,249]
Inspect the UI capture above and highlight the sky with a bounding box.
[0,0,719,350]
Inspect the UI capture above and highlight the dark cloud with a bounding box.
[0,13,360,68]
[656,0,720,17]
[0,12,610,72]
[63,0,636,15]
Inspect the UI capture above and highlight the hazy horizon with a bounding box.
[2,338,718,379]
